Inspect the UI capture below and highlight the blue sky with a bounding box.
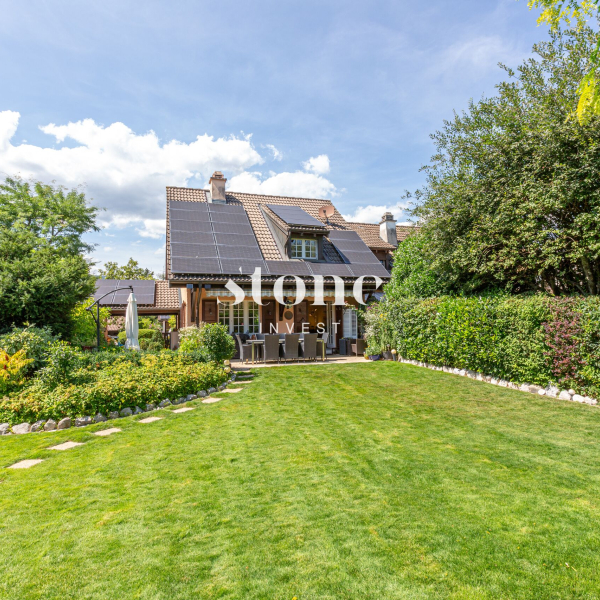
[0,0,546,275]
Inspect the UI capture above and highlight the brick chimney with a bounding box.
[379,212,397,246]
[208,171,227,203]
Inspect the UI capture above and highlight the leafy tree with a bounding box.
[525,0,600,124]
[385,230,453,300]
[0,177,99,337]
[98,258,154,280]
[69,297,111,346]
[411,25,600,296]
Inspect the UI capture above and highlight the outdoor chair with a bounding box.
[350,338,366,356]
[263,334,280,363]
[282,333,300,362]
[236,334,254,363]
[301,333,318,362]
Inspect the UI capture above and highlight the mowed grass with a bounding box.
[1,363,600,600]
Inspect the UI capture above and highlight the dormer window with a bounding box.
[291,238,317,260]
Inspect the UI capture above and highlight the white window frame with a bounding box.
[291,238,317,260]
[218,300,260,334]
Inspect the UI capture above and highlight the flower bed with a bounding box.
[0,353,227,426]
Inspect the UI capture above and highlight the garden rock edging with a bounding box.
[0,377,236,436]
[398,357,599,407]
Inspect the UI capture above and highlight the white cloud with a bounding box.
[103,246,113,252]
[0,112,339,228]
[136,219,165,239]
[154,244,166,255]
[264,144,282,161]
[228,170,337,199]
[303,154,330,175]
[342,202,411,224]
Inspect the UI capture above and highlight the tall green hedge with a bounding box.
[365,295,600,397]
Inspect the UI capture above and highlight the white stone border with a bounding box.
[397,357,598,406]
[0,374,240,436]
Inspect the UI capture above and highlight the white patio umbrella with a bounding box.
[124,292,140,350]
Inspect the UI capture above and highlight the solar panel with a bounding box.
[209,212,251,225]
[265,261,312,276]
[308,263,354,277]
[169,209,211,222]
[169,200,208,212]
[347,263,390,278]
[220,258,266,274]
[207,203,246,214]
[266,204,325,228]
[171,243,220,259]
[328,239,373,253]
[169,219,213,233]
[217,245,263,259]
[338,250,381,265]
[170,230,216,245]
[327,230,362,241]
[171,257,222,274]
[214,232,257,247]
[211,222,254,235]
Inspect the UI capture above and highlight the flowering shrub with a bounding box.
[0,352,227,425]
[365,295,600,396]
[0,324,57,373]
[0,349,33,395]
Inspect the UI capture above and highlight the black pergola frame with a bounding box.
[86,286,133,351]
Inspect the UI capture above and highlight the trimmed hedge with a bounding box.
[365,295,600,397]
[0,353,227,425]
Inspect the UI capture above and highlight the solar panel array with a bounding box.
[169,201,389,279]
[169,201,267,275]
[327,230,391,278]
[94,279,156,305]
[266,204,326,228]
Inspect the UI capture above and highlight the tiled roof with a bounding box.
[165,186,416,280]
[345,222,418,250]
[154,280,181,310]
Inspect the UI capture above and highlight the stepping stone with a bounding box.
[236,380,252,384]
[202,398,221,404]
[220,388,243,393]
[138,417,162,424]
[49,441,85,451]
[7,459,44,469]
[94,428,121,437]
[173,407,195,413]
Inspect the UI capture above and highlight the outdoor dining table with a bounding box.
[248,336,327,363]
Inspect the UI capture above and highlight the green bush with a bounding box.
[116,328,163,349]
[0,324,57,374]
[179,323,235,362]
[0,352,226,425]
[365,295,600,397]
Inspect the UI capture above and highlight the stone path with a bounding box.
[8,459,44,469]
[4,377,254,469]
[94,428,121,437]
[49,441,84,451]
[138,416,162,424]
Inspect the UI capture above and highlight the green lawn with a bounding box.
[1,363,600,599]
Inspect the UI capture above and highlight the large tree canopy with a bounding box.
[0,177,100,337]
[410,25,600,296]
[97,258,154,280]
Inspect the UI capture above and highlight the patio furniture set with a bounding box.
[236,333,329,364]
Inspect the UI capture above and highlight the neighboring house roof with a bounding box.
[94,280,181,311]
[346,222,418,250]
[165,186,410,282]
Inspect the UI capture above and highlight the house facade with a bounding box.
[166,171,414,351]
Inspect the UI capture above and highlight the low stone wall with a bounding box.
[397,358,598,406]
[0,376,236,436]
